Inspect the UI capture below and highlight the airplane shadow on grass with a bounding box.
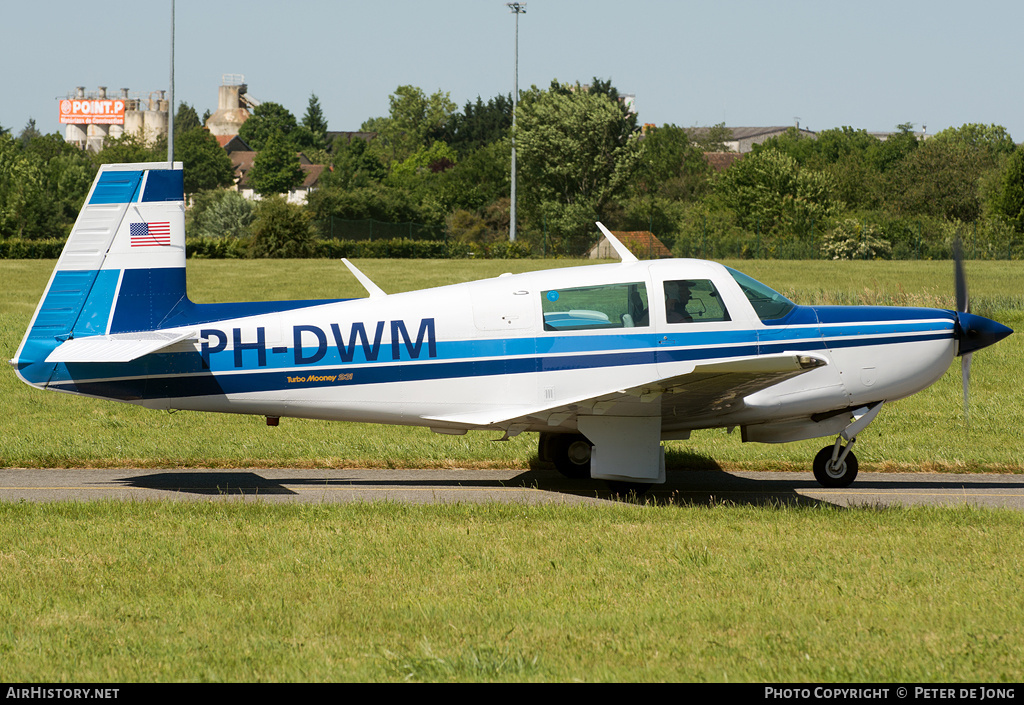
[118,472,300,496]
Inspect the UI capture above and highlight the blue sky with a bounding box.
[3,0,1023,141]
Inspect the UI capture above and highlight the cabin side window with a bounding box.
[664,279,731,324]
[541,282,649,331]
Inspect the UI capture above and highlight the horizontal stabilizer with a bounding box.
[45,330,198,363]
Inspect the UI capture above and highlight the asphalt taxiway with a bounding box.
[1,467,1024,509]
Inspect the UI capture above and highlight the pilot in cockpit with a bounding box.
[665,281,694,323]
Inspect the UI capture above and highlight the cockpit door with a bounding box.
[656,275,745,378]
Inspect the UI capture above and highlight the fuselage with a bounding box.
[16,257,962,442]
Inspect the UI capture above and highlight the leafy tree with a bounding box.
[174,102,202,138]
[884,137,992,221]
[515,83,641,250]
[432,140,510,214]
[990,148,1024,232]
[447,208,491,244]
[174,127,235,195]
[870,123,919,172]
[440,94,513,156]
[516,84,640,213]
[306,182,425,233]
[247,131,304,197]
[821,219,892,260]
[94,132,163,165]
[188,189,256,239]
[387,141,457,190]
[325,137,387,189]
[929,123,1016,163]
[716,148,839,234]
[753,126,816,164]
[361,85,456,164]
[18,119,42,148]
[301,93,329,150]
[758,126,881,170]
[583,78,638,133]
[812,127,879,165]
[0,129,100,239]
[0,133,51,238]
[238,102,299,151]
[22,131,96,232]
[249,196,315,257]
[633,124,712,200]
[773,127,887,210]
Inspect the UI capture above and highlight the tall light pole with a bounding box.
[168,0,175,167]
[507,2,525,242]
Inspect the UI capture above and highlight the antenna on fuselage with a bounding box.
[342,258,387,298]
[596,222,638,263]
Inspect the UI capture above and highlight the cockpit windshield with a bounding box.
[725,267,796,321]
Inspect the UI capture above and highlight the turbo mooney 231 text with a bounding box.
[12,163,1013,488]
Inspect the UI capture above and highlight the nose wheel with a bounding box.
[813,438,859,488]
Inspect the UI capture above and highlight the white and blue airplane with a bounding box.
[11,162,1013,489]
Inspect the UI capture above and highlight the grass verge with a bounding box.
[1,500,1022,682]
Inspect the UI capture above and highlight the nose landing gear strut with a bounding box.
[812,402,882,488]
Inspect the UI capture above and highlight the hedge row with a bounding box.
[190,237,537,259]
[0,239,67,258]
[0,237,537,260]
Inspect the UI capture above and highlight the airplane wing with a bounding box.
[45,331,199,363]
[422,352,828,432]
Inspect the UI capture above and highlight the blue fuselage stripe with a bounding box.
[45,325,954,401]
[25,265,957,401]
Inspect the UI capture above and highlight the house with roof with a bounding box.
[589,230,673,259]
[234,152,326,205]
[218,135,325,205]
[686,125,818,154]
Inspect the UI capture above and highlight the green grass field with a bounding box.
[1,500,1023,682]
[1,257,1023,683]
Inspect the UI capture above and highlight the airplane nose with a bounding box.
[956,312,1014,356]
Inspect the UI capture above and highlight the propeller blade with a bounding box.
[961,352,972,426]
[953,236,969,313]
[950,238,1013,426]
[954,235,970,425]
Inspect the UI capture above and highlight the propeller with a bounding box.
[953,237,971,422]
[952,237,1014,424]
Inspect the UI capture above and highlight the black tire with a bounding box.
[812,445,859,488]
[549,434,593,479]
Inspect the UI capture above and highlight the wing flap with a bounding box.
[45,330,199,363]
[422,352,827,429]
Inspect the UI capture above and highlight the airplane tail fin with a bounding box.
[12,161,188,387]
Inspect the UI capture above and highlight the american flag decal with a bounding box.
[129,221,171,247]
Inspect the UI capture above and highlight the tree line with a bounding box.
[3,81,1023,259]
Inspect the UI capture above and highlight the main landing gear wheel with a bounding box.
[813,444,859,488]
[549,434,593,479]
